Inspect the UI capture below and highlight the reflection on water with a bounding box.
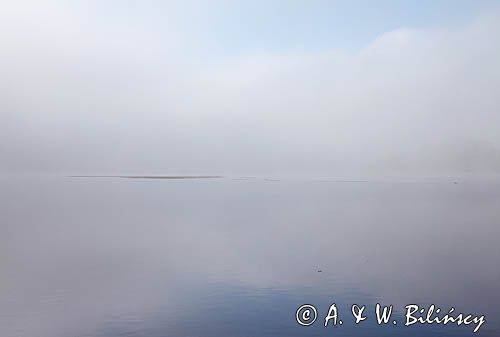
[1,174,499,336]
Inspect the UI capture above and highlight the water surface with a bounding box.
[1,174,499,336]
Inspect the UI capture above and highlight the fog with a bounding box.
[2,1,500,176]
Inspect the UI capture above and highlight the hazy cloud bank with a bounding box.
[1,2,499,176]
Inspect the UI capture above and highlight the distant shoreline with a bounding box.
[67,175,224,179]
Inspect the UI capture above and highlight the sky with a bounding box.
[1,0,500,176]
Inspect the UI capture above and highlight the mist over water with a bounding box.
[1,2,500,176]
[1,174,499,336]
[2,2,500,336]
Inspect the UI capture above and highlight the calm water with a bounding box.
[1,174,500,336]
